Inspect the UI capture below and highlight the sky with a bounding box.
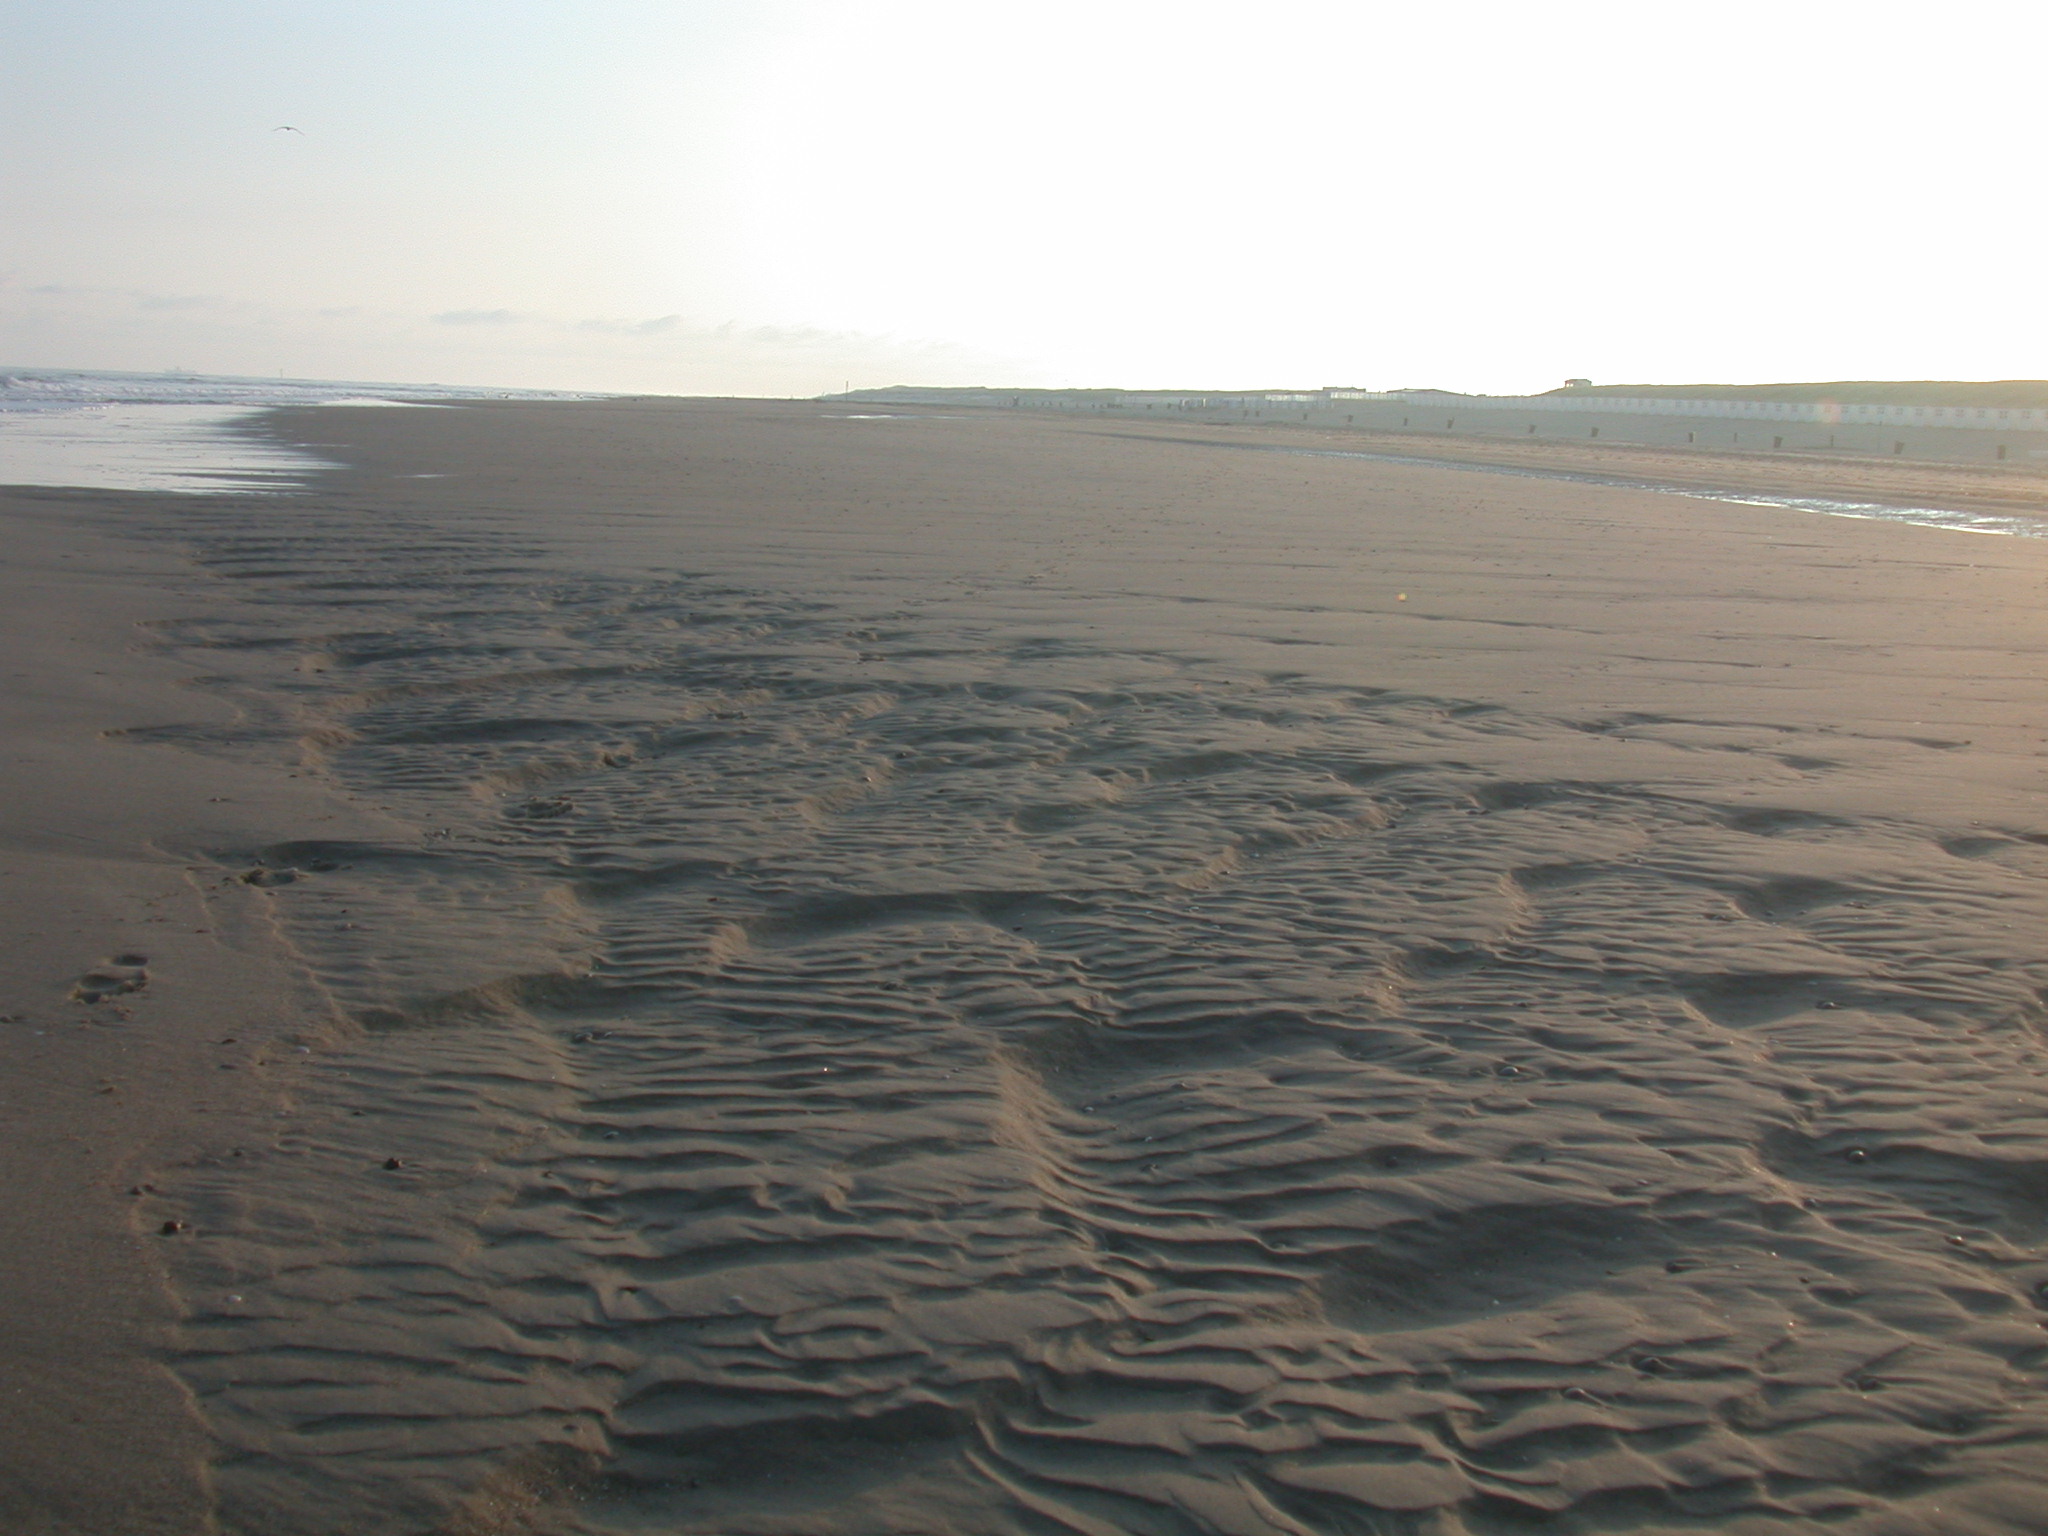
[3,0,2044,399]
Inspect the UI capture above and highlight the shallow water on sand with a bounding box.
[0,369,605,493]
[1249,443,2048,540]
[127,483,2048,1535]
[0,404,337,493]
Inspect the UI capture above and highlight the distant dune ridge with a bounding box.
[7,398,2048,1534]
[831,379,2048,408]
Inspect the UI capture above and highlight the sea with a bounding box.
[0,367,605,494]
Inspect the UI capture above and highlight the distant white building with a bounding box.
[1444,393,2048,430]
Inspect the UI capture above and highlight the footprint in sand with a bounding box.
[72,953,149,1004]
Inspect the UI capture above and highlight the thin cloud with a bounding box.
[0,281,1036,396]
[431,309,525,327]
[577,314,683,337]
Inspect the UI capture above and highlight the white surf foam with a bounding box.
[0,368,604,494]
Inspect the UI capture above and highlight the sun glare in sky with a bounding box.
[2,0,2042,397]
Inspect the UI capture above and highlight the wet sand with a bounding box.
[1097,417,2048,520]
[9,398,2048,1534]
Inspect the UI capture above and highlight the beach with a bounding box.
[1151,419,2048,524]
[8,397,2048,1534]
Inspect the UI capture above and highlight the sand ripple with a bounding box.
[133,498,2048,1534]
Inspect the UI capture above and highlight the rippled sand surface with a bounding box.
[116,401,2048,1533]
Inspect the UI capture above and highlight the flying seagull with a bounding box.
[273,125,303,134]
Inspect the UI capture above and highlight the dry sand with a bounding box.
[8,399,2048,1534]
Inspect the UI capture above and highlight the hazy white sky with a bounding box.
[3,1,2043,397]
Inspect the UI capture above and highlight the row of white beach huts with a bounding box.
[1028,390,2048,431]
